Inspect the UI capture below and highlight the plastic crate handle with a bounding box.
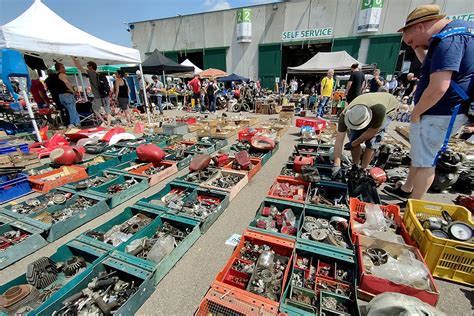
[455,245,474,252]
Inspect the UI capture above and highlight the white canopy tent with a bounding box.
[181,59,202,74]
[287,51,374,74]
[0,0,150,139]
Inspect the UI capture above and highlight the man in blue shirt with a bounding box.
[385,5,472,201]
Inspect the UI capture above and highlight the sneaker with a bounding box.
[383,184,411,200]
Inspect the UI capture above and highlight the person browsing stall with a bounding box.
[114,70,133,126]
[345,63,366,103]
[385,5,473,201]
[332,92,398,173]
[316,69,334,117]
[55,62,80,127]
[72,58,112,127]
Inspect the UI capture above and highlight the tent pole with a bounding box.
[74,74,79,90]
[21,90,42,142]
[78,73,87,100]
[139,63,151,124]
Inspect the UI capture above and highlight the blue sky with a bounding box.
[0,0,275,47]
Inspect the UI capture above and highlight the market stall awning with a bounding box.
[122,49,193,75]
[217,73,249,83]
[287,51,374,74]
[0,0,141,65]
[199,68,227,78]
[181,59,202,74]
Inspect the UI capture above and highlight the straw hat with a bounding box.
[344,104,372,130]
[398,4,446,32]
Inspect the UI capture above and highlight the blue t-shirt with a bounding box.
[414,19,474,116]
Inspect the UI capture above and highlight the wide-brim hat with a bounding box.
[398,4,445,32]
[344,104,372,130]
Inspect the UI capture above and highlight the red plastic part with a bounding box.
[136,144,165,163]
[238,128,265,142]
[65,127,107,142]
[369,167,387,185]
[101,127,126,142]
[293,156,314,173]
[50,146,84,165]
[267,176,309,204]
[250,136,275,150]
[212,153,230,168]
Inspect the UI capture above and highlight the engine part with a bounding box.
[189,154,212,172]
[0,285,39,314]
[26,257,58,289]
[62,256,87,277]
[233,151,251,170]
[293,156,314,173]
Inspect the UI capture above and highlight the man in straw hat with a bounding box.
[332,92,398,173]
[385,4,473,201]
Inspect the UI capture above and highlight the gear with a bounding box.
[62,256,87,277]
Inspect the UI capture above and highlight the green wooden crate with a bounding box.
[168,187,230,234]
[61,169,121,193]
[280,243,359,316]
[85,173,149,208]
[35,254,155,316]
[0,219,48,269]
[0,237,110,314]
[184,143,216,155]
[198,137,228,150]
[102,145,138,162]
[76,155,121,176]
[113,138,151,148]
[114,213,201,285]
[163,151,193,170]
[248,198,305,241]
[137,181,196,213]
[297,205,354,258]
[27,192,110,242]
[79,205,163,250]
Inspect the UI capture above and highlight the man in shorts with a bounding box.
[332,92,398,173]
[385,5,472,201]
[73,58,112,127]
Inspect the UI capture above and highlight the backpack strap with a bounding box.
[430,26,474,166]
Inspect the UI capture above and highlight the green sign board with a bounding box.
[237,8,251,23]
[361,0,384,10]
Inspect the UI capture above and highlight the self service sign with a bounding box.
[282,28,333,41]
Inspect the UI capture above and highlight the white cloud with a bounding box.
[203,0,232,11]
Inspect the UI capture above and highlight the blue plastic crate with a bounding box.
[0,173,32,204]
[0,142,29,154]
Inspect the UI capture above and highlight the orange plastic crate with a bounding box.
[196,282,279,316]
[28,166,88,193]
[267,176,309,204]
[222,158,262,180]
[349,198,416,247]
[215,230,295,312]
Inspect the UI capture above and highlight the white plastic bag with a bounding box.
[370,255,430,290]
[147,235,175,264]
[354,204,389,236]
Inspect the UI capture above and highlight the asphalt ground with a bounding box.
[0,110,471,315]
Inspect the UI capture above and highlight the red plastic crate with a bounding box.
[196,282,278,316]
[215,230,295,312]
[28,166,88,193]
[238,128,265,142]
[222,158,262,180]
[357,234,439,306]
[349,198,416,247]
[267,176,309,204]
[295,118,327,131]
